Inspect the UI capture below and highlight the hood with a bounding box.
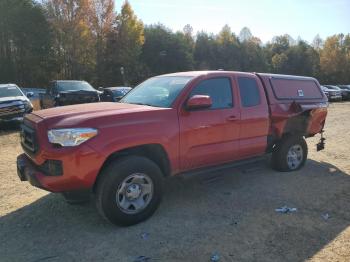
[32,102,168,127]
[0,96,28,103]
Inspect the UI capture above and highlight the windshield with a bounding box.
[57,81,95,92]
[120,76,193,107]
[111,88,131,97]
[0,85,23,98]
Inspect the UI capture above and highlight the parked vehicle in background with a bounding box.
[39,80,100,109]
[321,85,342,101]
[0,84,33,123]
[320,86,330,99]
[21,88,45,111]
[337,85,350,100]
[17,71,328,226]
[100,87,132,102]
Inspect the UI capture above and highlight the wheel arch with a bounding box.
[267,110,312,153]
[93,143,171,192]
[282,110,311,137]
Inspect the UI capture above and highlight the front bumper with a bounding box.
[17,142,105,192]
[17,154,44,189]
[0,114,24,122]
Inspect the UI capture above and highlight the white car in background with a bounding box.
[0,84,33,123]
[321,85,342,102]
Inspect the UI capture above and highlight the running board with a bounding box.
[178,155,267,179]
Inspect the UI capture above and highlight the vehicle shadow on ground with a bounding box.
[0,159,349,262]
[0,122,20,135]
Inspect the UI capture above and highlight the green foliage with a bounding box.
[193,31,217,69]
[141,24,194,77]
[45,0,96,82]
[0,1,349,88]
[103,0,145,85]
[0,0,52,87]
[320,34,349,83]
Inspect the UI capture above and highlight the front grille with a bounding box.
[20,123,38,154]
[0,101,25,117]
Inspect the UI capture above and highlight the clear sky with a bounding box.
[116,0,350,43]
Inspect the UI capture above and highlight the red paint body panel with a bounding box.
[18,71,328,192]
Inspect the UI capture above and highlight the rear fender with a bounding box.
[270,102,328,138]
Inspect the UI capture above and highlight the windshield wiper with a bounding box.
[131,102,155,106]
[120,101,163,107]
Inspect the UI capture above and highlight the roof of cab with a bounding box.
[0,83,18,88]
[155,71,317,81]
[52,80,88,83]
[157,70,255,78]
[105,86,132,90]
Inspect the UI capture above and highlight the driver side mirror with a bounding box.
[26,92,34,98]
[186,95,212,110]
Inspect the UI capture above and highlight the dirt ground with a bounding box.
[0,102,349,262]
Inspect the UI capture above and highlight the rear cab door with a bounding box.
[234,73,270,159]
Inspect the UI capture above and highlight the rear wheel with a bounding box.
[271,135,308,172]
[95,156,163,226]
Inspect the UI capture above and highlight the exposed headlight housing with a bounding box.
[24,100,33,112]
[48,128,98,147]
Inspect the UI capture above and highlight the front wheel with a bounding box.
[95,156,163,226]
[271,135,308,172]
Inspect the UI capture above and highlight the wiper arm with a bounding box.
[132,102,154,106]
[120,101,162,107]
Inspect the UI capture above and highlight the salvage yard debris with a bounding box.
[275,206,298,214]
[210,252,220,262]
[322,213,330,220]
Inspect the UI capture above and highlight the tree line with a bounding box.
[0,0,349,88]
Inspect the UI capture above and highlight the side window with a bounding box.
[190,77,233,109]
[238,77,261,107]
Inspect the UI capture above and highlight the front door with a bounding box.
[179,76,241,171]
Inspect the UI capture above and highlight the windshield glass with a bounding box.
[0,85,23,98]
[111,88,131,97]
[120,76,193,107]
[57,81,95,92]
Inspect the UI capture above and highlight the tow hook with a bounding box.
[317,130,325,151]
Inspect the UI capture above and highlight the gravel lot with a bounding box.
[0,102,349,262]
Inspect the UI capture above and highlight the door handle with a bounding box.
[226,115,238,121]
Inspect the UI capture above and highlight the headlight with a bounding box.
[24,100,33,112]
[48,128,98,147]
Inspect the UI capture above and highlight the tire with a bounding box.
[95,156,163,226]
[271,135,308,172]
[62,191,91,205]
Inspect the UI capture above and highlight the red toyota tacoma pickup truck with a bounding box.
[17,71,328,226]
